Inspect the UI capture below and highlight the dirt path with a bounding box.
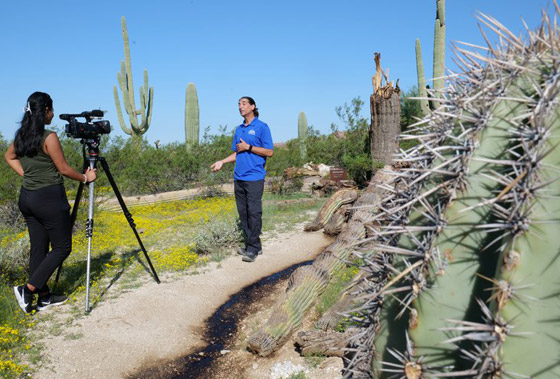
[32,227,336,378]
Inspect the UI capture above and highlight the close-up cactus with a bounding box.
[342,3,560,378]
[113,16,154,143]
[185,82,200,149]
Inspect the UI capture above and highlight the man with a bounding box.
[211,96,273,262]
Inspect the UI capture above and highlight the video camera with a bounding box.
[59,110,111,139]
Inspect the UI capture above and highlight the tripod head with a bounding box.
[79,136,102,171]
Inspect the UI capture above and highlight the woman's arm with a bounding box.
[44,133,97,182]
[4,143,24,176]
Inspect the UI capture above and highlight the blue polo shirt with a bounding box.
[232,117,273,181]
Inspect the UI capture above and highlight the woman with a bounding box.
[4,91,97,313]
[210,96,274,263]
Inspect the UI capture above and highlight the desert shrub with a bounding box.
[267,177,304,195]
[401,85,423,130]
[0,134,23,232]
[0,232,29,282]
[193,217,243,258]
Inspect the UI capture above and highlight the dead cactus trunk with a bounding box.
[370,52,401,167]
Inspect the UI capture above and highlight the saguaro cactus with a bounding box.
[185,82,199,149]
[416,0,445,116]
[298,111,307,161]
[113,16,154,144]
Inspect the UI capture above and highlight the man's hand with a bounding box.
[236,138,250,153]
[211,160,223,172]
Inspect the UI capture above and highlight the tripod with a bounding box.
[56,136,160,312]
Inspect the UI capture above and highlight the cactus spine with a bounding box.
[113,16,154,144]
[185,82,199,149]
[416,0,445,116]
[298,111,308,161]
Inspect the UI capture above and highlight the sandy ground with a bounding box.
[31,226,342,378]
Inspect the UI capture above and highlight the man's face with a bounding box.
[238,98,255,117]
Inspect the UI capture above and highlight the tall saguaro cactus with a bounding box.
[298,111,307,161]
[185,82,200,149]
[113,16,154,144]
[416,0,445,116]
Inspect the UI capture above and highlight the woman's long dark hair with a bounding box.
[240,96,259,118]
[14,92,53,157]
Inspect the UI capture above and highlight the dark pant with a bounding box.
[18,184,72,290]
[234,179,264,253]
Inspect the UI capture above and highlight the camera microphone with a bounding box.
[59,110,104,121]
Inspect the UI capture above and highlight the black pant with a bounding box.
[18,184,72,290]
[234,179,264,253]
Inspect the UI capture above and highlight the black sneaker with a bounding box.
[242,250,259,262]
[13,285,34,313]
[237,247,247,256]
[37,294,68,311]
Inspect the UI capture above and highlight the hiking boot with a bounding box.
[242,250,259,262]
[37,294,68,311]
[13,285,34,313]
[238,247,262,256]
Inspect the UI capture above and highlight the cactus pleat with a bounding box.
[323,204,350,236]
[304,189,358,231]
[341,4,560,378]
[113,16,154,141]
[185,82,200,148]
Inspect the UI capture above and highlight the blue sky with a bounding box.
[0,0,552,145]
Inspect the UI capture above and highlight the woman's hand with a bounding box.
[84,167,97,183]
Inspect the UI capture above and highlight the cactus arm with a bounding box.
[146,86,154,129]
[113,85,131,135]
[415,39,430,116]
[121,16,136,116]
[433,0,445,93]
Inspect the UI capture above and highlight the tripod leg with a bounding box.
[98,157,161,284]
[85,165,96,313]
[54,162,88,284]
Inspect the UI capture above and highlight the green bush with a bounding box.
[193,217,243,257]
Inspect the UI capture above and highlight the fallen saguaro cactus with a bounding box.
[246,169,394,357]
[303,189,358,231]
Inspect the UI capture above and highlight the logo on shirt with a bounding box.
[248,129,256,135]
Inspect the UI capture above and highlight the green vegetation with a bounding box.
[316,264,359,317]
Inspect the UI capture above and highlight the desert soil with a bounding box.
[31,225,344,379]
